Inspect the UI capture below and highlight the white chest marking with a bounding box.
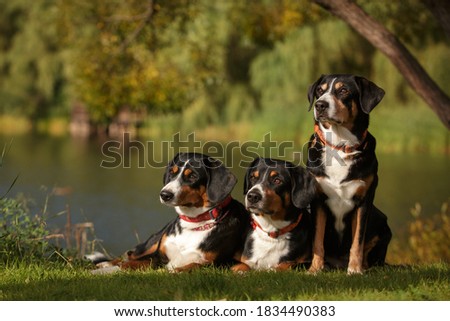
[245,214,291,270]
[246,230,290,270]
[319,122,359,147]
[317,146,365,236]
[164,220,213,271]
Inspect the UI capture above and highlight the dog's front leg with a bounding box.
[348,177,376,274]
[348,206,368,274]
[308,206,327,274]
[167,250,214,272]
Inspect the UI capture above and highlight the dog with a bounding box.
[114,152,249,272]
[306,74,392,274]
[232,158,316,272]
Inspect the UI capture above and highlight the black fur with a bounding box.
[233,158,315,271]
[306,74,391,273]
[118,153,249,271]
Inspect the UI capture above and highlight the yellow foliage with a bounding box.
[0,116,32,135]
[388,201,450,264]
[408,202,450,263]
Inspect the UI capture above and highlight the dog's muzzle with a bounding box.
[315,100,329,115]
[246,190,262,205]
[160,190,175,202]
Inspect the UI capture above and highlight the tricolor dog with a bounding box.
[306,74,392,274]
[232,158,315,272]
[120,152,249,272]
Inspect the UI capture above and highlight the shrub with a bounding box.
[408,202,450,263]
[388,201,450,264]
[0,197,51,263]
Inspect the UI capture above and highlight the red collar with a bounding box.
[251,213,303,238]
[178,196,233,223]
[314,123,367,153]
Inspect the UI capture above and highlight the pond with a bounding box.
[1,133,449,256]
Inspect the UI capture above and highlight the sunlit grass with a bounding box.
[138,102,448,155]
[0,115,32,135]
[370,103,449,154]
[36,117,69,137]
[0,101,448,154]
[1,262,448,300]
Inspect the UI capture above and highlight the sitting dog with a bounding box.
[232,158,316,272]
[306,74,392,274]
[116,152,249,272]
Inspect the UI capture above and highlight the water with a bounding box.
[1,134,448,256]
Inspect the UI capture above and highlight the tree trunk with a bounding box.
[313,0,450,129]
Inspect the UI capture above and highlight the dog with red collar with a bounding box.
[306,74,392,274]
[232,158,316,272]
[120,152,249,272]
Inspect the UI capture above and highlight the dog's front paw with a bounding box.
[347,261,364,275]
[231,263,251,273]
[308,256,325,275]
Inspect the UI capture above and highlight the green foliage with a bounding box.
[388,201,450,265]
[0,0,69,119]
[0,139,19,198]
[61,1,186,123]
[408,202,450,263]
[0,197,50,263]
[0,0,448,131]
[359,0,445,47]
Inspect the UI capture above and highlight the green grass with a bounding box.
[138,102,449,155]
[1,263,448,300]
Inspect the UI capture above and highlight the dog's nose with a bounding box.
[160,190,174,202]
[315,100,329,112]
[247,191,262,204]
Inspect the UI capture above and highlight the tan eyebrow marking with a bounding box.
[334,82,344,89]
[183,168,192,176]
[270,170,279,177]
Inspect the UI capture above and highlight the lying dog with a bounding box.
[232,158,316,272]
[306,74,392,274]
[116,152,249,272]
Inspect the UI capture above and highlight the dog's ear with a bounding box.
[354,76,385,114]
[290,167,317,209]
[308,75,325,111]
[163,153,182,185]
[243,157,262,195]
[204,157,237,204]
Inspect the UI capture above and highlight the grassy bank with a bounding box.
[1,263,449,300]
[1,102,448,155]
[141,103,449,155]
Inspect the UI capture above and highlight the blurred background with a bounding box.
[0,0,448,263]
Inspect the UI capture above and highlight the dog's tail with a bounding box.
[84,251,122,274]
[84,251,111,265]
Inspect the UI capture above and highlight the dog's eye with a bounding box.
[338,88,348,95]
[187,173,198,181]
[273,178,282,185]
[316,87,324,96]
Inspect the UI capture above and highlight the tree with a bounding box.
[0,0,68,119]
[312,0,450,129]
[58,0,196,125]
